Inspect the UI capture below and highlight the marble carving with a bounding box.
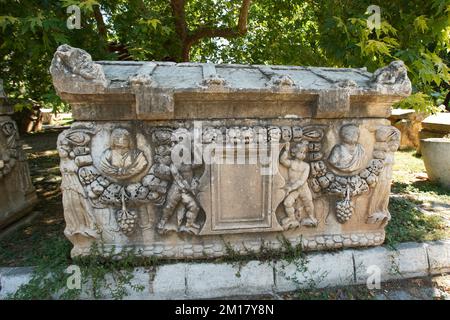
[0,81,38,229]
[51,45,410,258]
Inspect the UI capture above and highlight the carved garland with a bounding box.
[308,125,396,224]
[60,128,174,235]
[59,123,397,238]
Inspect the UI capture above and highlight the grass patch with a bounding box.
[385,197,448,246]
[392,149,450,203]
[294,285,376,300]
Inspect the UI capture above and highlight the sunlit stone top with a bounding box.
[50,44,412,120]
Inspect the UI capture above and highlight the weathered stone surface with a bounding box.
[2,241,447,299]
[418,113,450,154]
[0,267,33,298]
[50,45,410,259]
[151,264,187,299]
[427,240,450,274]
[353,243,429,283]
[274,250,354,291]
[50,45,411,121]
[389,108,416,121]
[0,81,38,230]
[186,261,274,298]
[421,138,450,188]
[421,113,450,133]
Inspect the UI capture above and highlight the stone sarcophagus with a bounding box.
[51,45,411,258]
[0,81,38,229]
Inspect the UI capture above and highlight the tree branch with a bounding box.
[170,0,188,42]
[178,0,251,61]
[93,4,108,43]
[92,5,107,39]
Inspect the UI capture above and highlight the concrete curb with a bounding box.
[1,240,449,299]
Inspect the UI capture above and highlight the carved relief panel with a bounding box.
[57,120,400,257]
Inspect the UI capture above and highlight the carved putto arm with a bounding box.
[279,142,292,168]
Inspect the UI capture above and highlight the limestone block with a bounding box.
[427,240,450,274]
[0,267,33,299]
[421,113,450,133]
[151,264,187,299]
[353,242,429,284]
[274,250,354,292]
[389,109,426,150]
[186,261,274,298]
[389,109,416,121]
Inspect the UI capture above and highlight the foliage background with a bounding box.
[1,0,449,113]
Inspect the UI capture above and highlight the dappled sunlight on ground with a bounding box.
[389,150,450,241]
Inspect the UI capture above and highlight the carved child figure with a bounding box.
[157,129,201,235]
[280,141,317,229]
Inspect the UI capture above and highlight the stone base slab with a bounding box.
[1,240,448,299]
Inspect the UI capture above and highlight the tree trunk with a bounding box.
[171,0,252,62]
[93,5,108,44]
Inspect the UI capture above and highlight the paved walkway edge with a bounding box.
[1,240,449,299]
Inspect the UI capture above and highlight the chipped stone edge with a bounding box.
[0,240,448,300]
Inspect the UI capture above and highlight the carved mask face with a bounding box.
[202,127,217,144]
[292,126,303,141]
[281,126,292,142]
[226,127,241,144]
[268,127,281,142]
[171,129,191,149]
[241,127,254,144]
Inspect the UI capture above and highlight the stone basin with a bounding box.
[419,113,450,154]
[50,45,411,258]
[421,138,450,189]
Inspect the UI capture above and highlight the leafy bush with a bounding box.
[393,92,440,115]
